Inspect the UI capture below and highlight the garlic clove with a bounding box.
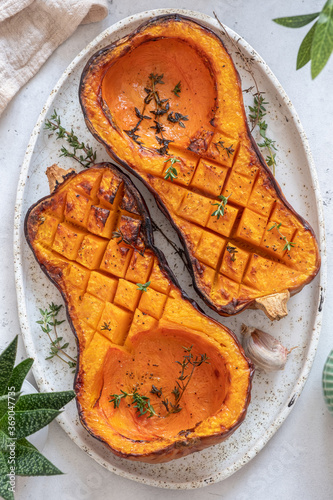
[240,324,290,373]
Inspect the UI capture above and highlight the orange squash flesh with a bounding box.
[80,14,321,319]
[25,164,253,463]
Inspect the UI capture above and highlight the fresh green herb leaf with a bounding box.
[273,2,333,79]
[273,12,320,28]
[297,21,318,69]
[268,222,295,252]
[211,194,231,219]
[311,1,333,79]
[248,94,268,129]
[164,165,178,182]
[164,156,180,180]
[136,281,151,292]
[165,346,209,415]
[250,98,277,177]
[109,388,156,417]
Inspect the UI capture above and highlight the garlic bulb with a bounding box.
[240,324,290,373]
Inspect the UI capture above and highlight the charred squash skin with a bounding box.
[25,163,253,463]
[79,14,321,319]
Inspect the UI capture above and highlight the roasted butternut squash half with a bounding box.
[79,14,320,320]
[25,163,253,463]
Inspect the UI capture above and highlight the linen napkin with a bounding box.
[0,0,108,116]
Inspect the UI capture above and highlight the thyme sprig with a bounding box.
[112,229,145,257]
[249,93,277,176]
[136,281,151,292]
[167,112,188,128]
[215,140,235,158]
[164,156,180,181]
[45,110,97,168]
[101,321,112,331]
[109,346,209,417]
[109,388,156,418]
[172,81,182,97]
[147,73,173,154]
[268,222,296,251]
[37,303,77,372]
[125,74,189,155]
[161,345,210,414]
[211,194,231,219]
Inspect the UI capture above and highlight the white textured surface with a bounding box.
[0,0,332,498]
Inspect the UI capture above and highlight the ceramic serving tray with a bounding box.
[13,8,326,489]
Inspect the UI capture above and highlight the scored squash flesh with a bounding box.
[25,164,253,463]
[79,14,321,319]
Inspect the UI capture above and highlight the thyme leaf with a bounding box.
[249,93,277,176]
[101,321,112,331]
[172,81,182,97]
[167,112,189,128]
[109,388,156,418]
[45,110,97,168]
[136,281,151,292]
[211,194,231,219]
[214,140,235,158]
[112,229,145,257]
[37,303,76,372]
[268,222,296,252]
[226,244,238,262]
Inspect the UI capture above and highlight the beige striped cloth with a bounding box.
[0,0,108,115]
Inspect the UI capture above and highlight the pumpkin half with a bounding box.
[25,163,253,463]
[79,14,320,320]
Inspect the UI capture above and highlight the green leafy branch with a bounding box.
[273,0,333,79]
[0,336,75,500]
[45,110,97,168]
[37,303,76,372]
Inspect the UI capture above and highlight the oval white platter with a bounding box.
[13,8,326,490]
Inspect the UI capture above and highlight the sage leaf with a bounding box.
[6,358,34,394]
[0,409,61,439]
[0,452,14,500]
[3,443,63,476]
[0,336,17,396]
[311,0,333,78]
[273,12,320,28]
[297,21,317,69]
[15,390,75,412]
